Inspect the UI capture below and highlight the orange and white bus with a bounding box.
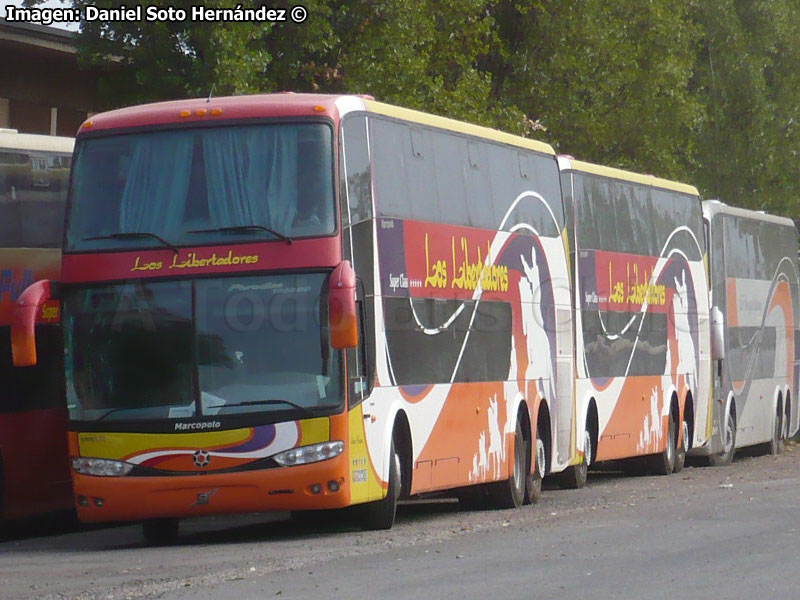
[558,157,712,476]
[0,129,73,522]
[12,95,577,542]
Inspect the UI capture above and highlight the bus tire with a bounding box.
[709,405,736,466]
[771,408,784,456]
[674,419,689,473]
[526,435,545,505]
[361,440,401,530]
[558,427,590,489]
[489,417,527,509]
[648,415,676,475]
[142,518,179,546]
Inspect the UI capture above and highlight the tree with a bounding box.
[691,0,800,219]
[487,0,703,181]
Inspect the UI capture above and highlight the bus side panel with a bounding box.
[716,215,800,448]
[570,172,709,461]
[364,219,568,493]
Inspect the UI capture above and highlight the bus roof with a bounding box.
[77,93,555,155]
[0,130,73,154]
[557,155,699,196]
[702,199,797,229]
[362,99,554,155]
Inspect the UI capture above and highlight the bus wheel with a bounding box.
[526,436,545,505]
[709,407,736,466]
[142,518,179,546]
[489,417,527,509]
[771,410,784,456]
[558,428,591,489]
[361,440,401,530]
[674,420,689,473]
[648,415,676,475]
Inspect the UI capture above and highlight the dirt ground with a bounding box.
[1,440,797,600]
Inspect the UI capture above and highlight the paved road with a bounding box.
[2,444,798,600]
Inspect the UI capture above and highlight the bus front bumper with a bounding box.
[71,455,351,522]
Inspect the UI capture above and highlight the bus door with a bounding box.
[707,215,728,451]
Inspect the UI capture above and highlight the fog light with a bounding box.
[93,497,104,507]
[327,480,340,492]
[77,495,89,507]
[310,483,322,494]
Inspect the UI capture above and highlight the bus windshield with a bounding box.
[0,146,71,248]
[63,272,341,423]
[66,123,335,252]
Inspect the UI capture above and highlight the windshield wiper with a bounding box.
[82,232,179,254]
[95,407,140,422]
[187,225,293,245]
[205,399,315,417]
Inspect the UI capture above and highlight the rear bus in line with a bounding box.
[12,95,582,542]
[558,157,712,476]
[0,129,73,523]
[700,200,799,464]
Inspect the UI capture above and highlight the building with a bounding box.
[0,19,98,136]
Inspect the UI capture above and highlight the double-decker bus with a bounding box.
[0,129,73,522]
[11,95,578,542]
[558,157,712,476]
[701,200,799,463]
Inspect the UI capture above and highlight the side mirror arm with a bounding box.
[11,280,53,367]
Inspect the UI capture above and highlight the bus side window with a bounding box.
[341,115,373,228]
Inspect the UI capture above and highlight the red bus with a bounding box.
[12,95,574,543]
[0,130,73,522]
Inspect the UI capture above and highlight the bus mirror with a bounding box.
[11,280,53,367]
[329,261,358,349]
[710,306,726,361]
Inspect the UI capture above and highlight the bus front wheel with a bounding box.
[361,441,401,530]
[489,417,527,509]
[558,427,591,489]
[771,410,785,456]
[648,416,676,475]
[709,406,736,466]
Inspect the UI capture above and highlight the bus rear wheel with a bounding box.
[142,518,179,546]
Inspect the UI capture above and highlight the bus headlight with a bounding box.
[273,441,344,466]
[72,457,134,477]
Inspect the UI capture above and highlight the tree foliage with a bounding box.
[38,0,800,221]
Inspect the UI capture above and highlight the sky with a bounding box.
[2,0,79,31]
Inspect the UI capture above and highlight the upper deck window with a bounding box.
[66,123,335,252]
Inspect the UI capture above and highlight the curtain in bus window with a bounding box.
[119,132,193,234]
[202,127,293,231]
